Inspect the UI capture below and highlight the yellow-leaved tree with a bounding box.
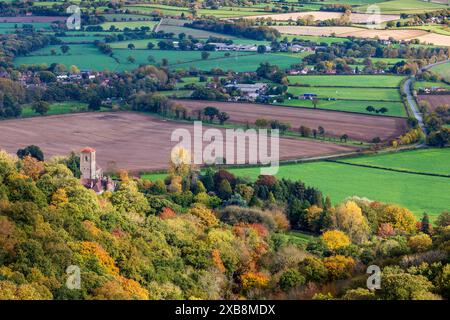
[322,230,351,251]
[332,201,370,244]
[379,204,417,233]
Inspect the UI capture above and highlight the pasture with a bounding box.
[112,49,251,71]
[14,44,119,71]
[414,81,450,91]
[287,86,402,101]
[171,52,308,72]
[142,156,450,218]
[280,99,406,117]
[100,20,159,31]
[287,75,403,88]
[227,161,450,218]
[338,148,450,176]
[281,35,349,44]
[430,61,450,82]
[21,101,88,117]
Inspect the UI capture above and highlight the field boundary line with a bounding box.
[288,84,400,89]
[326,159,450,178]
[269,101,407,118]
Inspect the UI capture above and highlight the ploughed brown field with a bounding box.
[418,95,450,112]
[0,112,358,172]
[173,100,408,142]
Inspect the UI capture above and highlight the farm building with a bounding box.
[80,147,115,194]
[300,93,318,100]
[225,83,268,100]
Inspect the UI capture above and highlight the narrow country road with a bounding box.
[404,77,425,132]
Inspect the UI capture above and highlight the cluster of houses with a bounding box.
[193,42,316,53]
[418,86,449,94]
[224,83,268,101]
[2,69,115,88]
[56,72,96,82]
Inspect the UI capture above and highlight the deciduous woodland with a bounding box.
[0,150,448,300]
[0,0,449,301]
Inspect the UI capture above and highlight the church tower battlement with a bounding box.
[80,147,102,180]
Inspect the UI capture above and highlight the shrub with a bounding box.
[279,269,305,292]
[408,234,432,252]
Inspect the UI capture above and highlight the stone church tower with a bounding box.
[80,147,102,180]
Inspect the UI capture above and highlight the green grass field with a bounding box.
[280,35,350,44]
[14,44,119,71]
[142,158,450,218]
[14,44,304,72]
[100,20,159,31]
[156,25,236,39]
[113,49,251,71]
[276,231,315,246]
[430,62,450,82]
[21,101,88,117]
[287,75,403,88]
[0,22,53,33]
[279,99,406,116]
[414,80,450,90]
[287,86,402,101]
[172,52,307,72]
[339,148,450,176]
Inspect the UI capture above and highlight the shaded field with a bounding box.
[173,99,408,142]
[287,75,403,88]
[280,99,406,117]
[0,112,357,172]
[339,148,450,176]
